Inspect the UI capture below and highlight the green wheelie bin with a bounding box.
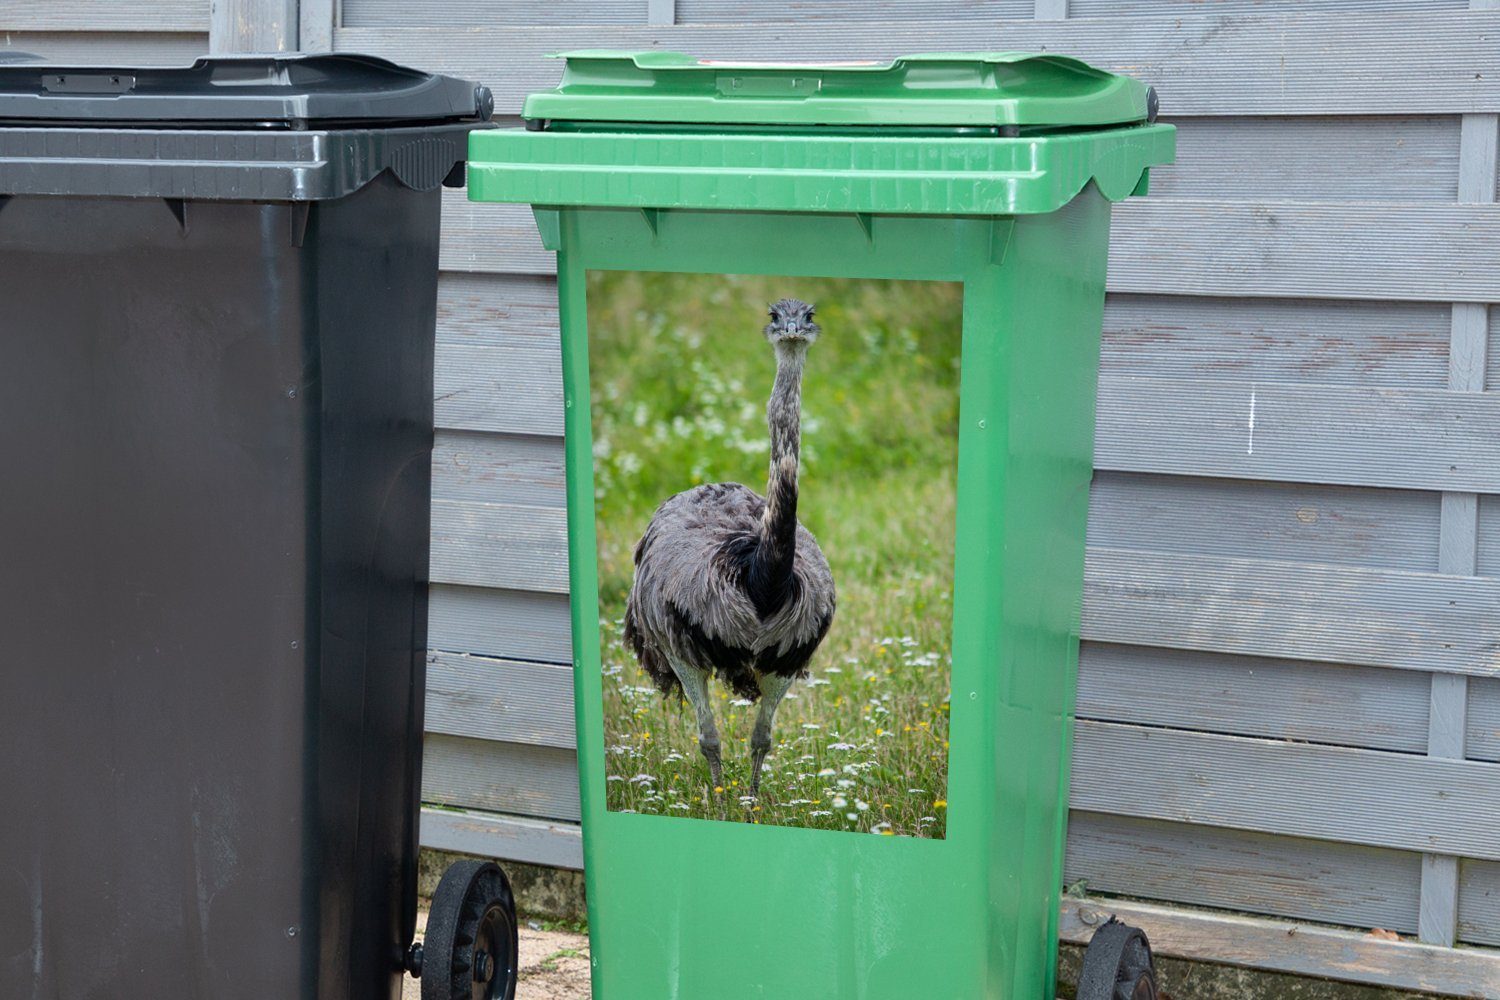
[467,51,1174,1000]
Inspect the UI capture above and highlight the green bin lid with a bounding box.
[470,51,1175,217]
[523,51,1154,129]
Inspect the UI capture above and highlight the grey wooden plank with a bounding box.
[1072,0,1464,12]
[1083,547,1500,678]
[1459,113,1500,203]
[1077,643,1429,754]
[1088,471,1440,572]
[423,733,581,822]
[439,193,552,276]
[341,0,643,26]
[1152,115,1461,202]
[420,807,583,870]
[647,0,676,25]
[2,1,207,32]
[1459,859,1500,947]
[1479,495,1500,577]
[429,584,572,663]
[680,0,1031,21]
[437,272,558,348]
[1468,677,1500,763]
[333,13,1500,116]
[1070,720,1500,861]
[1108,199,1500,303]
[1102,293,1453,386]
[426,651,575,749]
[436,341,562,437]
[1059,897,1500,998]
[298,0,335,53]
[0,32,206,64]
[434,431,566,508]
[1093,376,1500,494]
[1065,811,1422,934]
[210,0,297,52]
[430,498,569,593]
[1419,854,1461,946]
[1488,309,1500,391]
[1034,0,1068,17]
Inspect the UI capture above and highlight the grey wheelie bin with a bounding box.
[0,54,518,1000]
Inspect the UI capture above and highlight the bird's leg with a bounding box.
[749,672,796,797]
[669,660,723,790]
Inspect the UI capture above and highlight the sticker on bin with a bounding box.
[592,270,957,839]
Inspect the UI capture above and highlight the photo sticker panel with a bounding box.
[589,271,960,837]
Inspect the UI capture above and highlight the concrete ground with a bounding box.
[401,907,592,1000]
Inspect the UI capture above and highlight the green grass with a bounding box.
[589,270,962,838]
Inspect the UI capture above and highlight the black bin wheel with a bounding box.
[1078,917,1158,1000]
[421,860,518,1000]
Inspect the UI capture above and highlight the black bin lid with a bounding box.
[0,53,493,128]
[0,53,494,201]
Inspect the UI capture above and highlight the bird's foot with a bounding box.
[748,742,771,799]
[700,738,724,792]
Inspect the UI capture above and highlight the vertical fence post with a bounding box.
[1418,61,1497,943]
[210,0,300,52]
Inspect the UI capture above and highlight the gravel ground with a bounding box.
[401,908,592,1000]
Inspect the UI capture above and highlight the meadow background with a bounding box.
[588,270,962,838]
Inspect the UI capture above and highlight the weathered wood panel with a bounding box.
[1459,859,1500,947]
[1070,721,1500,861]
[430,498,569,593]
[1070,0,1465,14]
[1059,897,1500,998]
[429,584,572,663]
[421,807,583,870]
[342,0,642,26]
[435,341,562,436]
[1101,294,1452,388]
[439,194,552,276]
[335,12,1500,117]
[678,0,1031,21]
[423,732,581,822]
[1088,472,1440,572]
[2,2,207,32]
[1108,200,1500,303]
[1083,547,1500,678]
[437,272,558,349]
[1077,643,1429,753]
[1093,377,1500,494]
[426,652,575,749]
[0,32,207,64]
[1065,811,1422,934]
[434,431,566,508]
[1153,115,1461,202]
[1478,494,1500,577]
[1468,677,1500,763]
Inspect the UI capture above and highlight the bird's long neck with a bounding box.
[752,342,806,604]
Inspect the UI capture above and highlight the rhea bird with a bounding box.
[622,297,836,797]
